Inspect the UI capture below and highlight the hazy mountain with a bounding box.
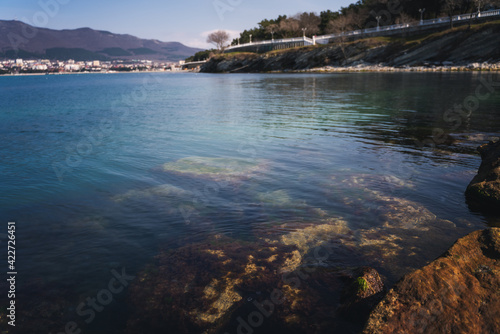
[0,20,202,62]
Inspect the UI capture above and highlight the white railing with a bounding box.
[316,9,500,42]
[225,9,500,52]
[225,37,314,52]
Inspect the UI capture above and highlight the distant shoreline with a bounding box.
[0,70,197,77]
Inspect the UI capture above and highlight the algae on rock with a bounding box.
[162,156,269,181]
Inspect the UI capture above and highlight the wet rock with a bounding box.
[363,228,500,334]
[162,156,269,182]
[339,267,385,322]
[466,141,500,212]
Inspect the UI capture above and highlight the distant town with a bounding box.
[0,58,192,75]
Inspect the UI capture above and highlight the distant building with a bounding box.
[64,64,81,71]
[93,60,100,67]
[32,64,48,71]
[15,59,23,65]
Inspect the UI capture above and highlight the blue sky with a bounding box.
[1,0,354,48]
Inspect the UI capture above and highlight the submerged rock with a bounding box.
[466,141,500,212]
[161,157,269,182]
[363,228,500,334]
[255,189,294,207]
[112,184,192,203]
[127,223,385,334]
[339,267,386,322]
[126,235,299,334]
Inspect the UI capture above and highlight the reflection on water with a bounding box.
[0,72,499,333]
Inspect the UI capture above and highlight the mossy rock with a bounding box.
[356,277,369,293]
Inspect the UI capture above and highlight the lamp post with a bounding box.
[376,16,381,30]
[249,34,252,44]
[419,8,426,24]
[302,28,307,38]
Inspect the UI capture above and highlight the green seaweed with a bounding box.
[355,277,369,293]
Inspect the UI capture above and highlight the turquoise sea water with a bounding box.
[1,72,499,333]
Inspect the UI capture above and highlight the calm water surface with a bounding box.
[1,72,499,333]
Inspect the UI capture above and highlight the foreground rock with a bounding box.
[363,228,500,334]
[466,141,500,212]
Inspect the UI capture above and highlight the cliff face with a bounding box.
[201,21,500,73]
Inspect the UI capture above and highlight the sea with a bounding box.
[1,71,499,333]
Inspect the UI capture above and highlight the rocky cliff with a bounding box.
[201,20,500,73]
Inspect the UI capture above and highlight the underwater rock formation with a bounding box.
[363,228,500,334]
[161,157,269,182]
[126,235,299,334]
[112,184,192,203]
[466,141,500,212]
[126,225,386,334]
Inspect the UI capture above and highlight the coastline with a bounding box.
[2,65,499,77]
[291,63,500,73]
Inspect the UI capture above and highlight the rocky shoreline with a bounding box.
[201,21,500,74]
[365,141,500,333]
[292,62,500,73]
[363,228,500,334]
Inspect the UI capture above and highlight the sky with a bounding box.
[1,0,354,49]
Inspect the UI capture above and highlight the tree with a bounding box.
[396,12,415,25]
[442,0,463,28]
[294,12,321,36]
[185,49,216,62]
[319,10,339,34]
[207,30,230,52]
[326,12,356,62]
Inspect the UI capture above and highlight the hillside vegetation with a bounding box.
[230,0,500,45]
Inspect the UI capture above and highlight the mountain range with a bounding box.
[0,20,202,62]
